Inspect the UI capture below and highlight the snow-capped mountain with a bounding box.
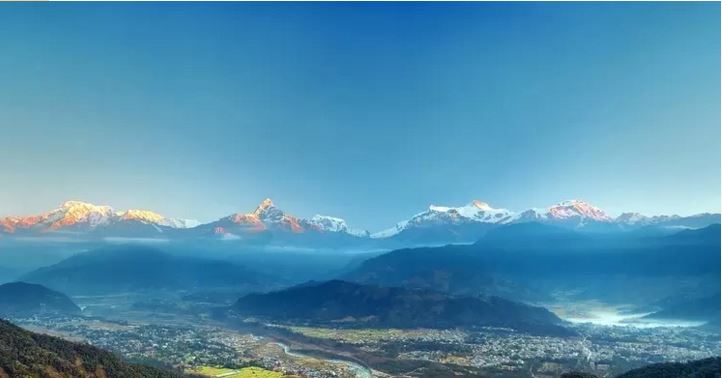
[614,212,719,229]
[547,200,612,222]
[371,200,514,239]
[118,209,199,229]
[0,201,195,235]
[219,198,304,233]
[303,215,370,237]
[614,212,684,226]
[206,199,368,239]
[512,200,612,226]
[371,199,717,242]
[0,198,717,246]
[615,212,652,225]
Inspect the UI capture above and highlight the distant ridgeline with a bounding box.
[20,246,270,295]
[346,223,722,314]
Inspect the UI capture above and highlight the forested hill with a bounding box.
[615,357,720,378]
[561,357,720,378]
[0,319,183,378]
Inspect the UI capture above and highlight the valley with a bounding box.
[2,2,719,376]
[0,201,719,377]
[6,290,718,378]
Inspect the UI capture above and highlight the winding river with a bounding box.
[273,342,373,378]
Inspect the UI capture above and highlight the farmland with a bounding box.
[189,365,289,378]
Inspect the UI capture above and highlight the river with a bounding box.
[273,342,373,378]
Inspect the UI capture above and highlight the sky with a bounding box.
[0,2,719,231]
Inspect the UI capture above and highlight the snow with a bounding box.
[547,199,612,222]
[304,215,369,237]
[307,215,349,232]
[2,197,706,240]
[370,201,513,238]
[217,199,371,236]
[616,212,648,225]
[0,200,197,233]
[370,221,407,239]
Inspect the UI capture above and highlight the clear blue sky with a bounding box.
[0,2,719,231]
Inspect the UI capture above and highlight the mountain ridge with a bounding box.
[2,199,718,247]
[20,246,270,295]
[0,200,197,236]
[231,279,571,335]
[346,223,722,304]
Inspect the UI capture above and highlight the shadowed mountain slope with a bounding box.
[0,282,79,316]
[232,280,570,335]
[21,246,269,295]
[346,224,721,304]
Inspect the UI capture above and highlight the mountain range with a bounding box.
[346,223,721,305]
[0,201,198,237]
[1,198,718,247]
[21,246,270,295]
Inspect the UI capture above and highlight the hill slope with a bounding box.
[232,280,570,335]
[0,319,182,378]
[615,357,720,378]
[347,224,722,303]
[0,282,79,316]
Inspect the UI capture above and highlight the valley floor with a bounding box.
[8,293,720,378]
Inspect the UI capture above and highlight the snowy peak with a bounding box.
[305,215,349,233]
[547,200,612,222]
[119,209,197,228]
[470,200,492,211]
[222,199,366,236]
[372,200,514,238]
[253,198,275,216]
[52,200,115,229]
[0,201,193,234]
[616,212,648,225]
[303,215,369,237]
[120,209,166,224]
[511,200,612,226]
[0,200,116,233]
[421,200,513,224]
[60,200,113,213]
[227,198,302,233]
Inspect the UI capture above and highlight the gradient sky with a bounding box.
[0,2,719,231]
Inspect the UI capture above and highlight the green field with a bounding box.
[286,325,466,343]
[189,365,286,378]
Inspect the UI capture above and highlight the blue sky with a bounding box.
[0,2,719,230]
